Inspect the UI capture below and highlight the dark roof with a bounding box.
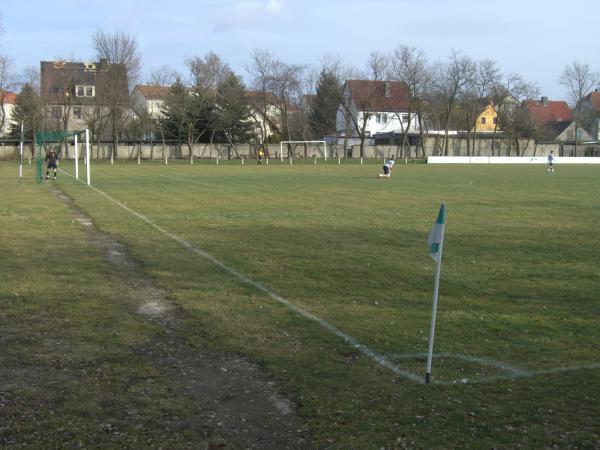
[524,98,572,124]
[344,80,410,111]
[545,120,572,136]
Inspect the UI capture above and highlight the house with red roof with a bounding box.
[522,96,592,142]
[523,96,573,125]
[336,80,419,139]
[1,90,17,137]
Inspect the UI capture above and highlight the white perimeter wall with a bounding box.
[428,156,600,164]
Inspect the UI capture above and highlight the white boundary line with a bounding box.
[387,352,600,384]
[58,168,600,385]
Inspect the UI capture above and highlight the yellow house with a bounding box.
[472,103,499,132]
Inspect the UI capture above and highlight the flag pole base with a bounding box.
[425,372,431,384]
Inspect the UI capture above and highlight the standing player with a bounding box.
[46,147,58,180]
[547,151,555,174]
[379,156,395,178]
[257,145,265,165]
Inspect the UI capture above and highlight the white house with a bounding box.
[245,90,282,143]
[336,80,419,138]
[131,85,171,119]
[1,91,17,137]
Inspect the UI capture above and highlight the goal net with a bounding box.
[34,130,90,184]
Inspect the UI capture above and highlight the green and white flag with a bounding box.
[427,203,446,263]
[425,203,447,383]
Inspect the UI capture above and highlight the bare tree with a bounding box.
[186,51,232,89]
[458,59,501,155]
[148,65,180,86]
[82,105,110,156]
[269,59,305,144]
[92,30,141,88]
[339,52,389,158]
[492,74,539,155]
[559,61,599,152]
[389,46,432,157]
[560,61,599,110]
[21,65,40,94]
[246,49,274,145]
[92,30,141,156]
[432,50,477,155]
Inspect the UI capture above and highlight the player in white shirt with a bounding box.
[379,157,395,178]
[547,151,555,174]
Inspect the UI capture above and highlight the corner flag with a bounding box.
[425,203,447,384]
[427,204,447,263]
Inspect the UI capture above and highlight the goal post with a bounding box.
[279,140,328,162]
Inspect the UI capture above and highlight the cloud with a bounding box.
[212,0,284,29]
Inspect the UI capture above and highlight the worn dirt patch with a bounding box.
[51,186,314,449]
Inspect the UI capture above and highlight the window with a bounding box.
[73,107,82,119]
[481,117,486,124]
[376,113,381,124]
[51,107,61,118]
[401,113,409,123]
[75,85,95,97]
[50,87,60,94]
[382,113,387,124]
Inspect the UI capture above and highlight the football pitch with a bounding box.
[2,159,599,448]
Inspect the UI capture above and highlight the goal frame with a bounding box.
[34,129,91,185]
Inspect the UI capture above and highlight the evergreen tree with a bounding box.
[162,79,213,150]
[160,79,186,144]
[308,70,342,138]
[213,73,256,144]
[10,83,44,153]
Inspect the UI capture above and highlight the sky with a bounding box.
[1,0,599,100]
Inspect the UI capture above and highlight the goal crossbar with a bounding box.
[280,140,328,160]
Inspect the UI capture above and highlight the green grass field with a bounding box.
[2,159,599,448]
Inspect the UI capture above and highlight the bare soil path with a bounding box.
[52,186,314,449]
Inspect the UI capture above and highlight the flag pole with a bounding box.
[19,122,24,181]
[425,203,447,384]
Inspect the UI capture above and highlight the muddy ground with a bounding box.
[35,187,316,449]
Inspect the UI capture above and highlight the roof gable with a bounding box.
[344,80,410,112]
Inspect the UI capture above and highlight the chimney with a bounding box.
[99,58,109,70]
[384,81,390,98]
[541,96,548,106]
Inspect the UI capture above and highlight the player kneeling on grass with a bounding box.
[379,156,395,178]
